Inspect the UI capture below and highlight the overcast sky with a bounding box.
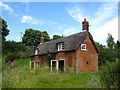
[0,2,118,45]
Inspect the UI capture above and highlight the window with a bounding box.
[35,61,39,68]
[81,44,86,51]
[58,43,64,51]
[35,49,38,55]
[30,61,39,70]
[86,61,89,64]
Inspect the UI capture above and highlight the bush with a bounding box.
[5,53,20,63]
[19,47,33,59]
[99,61,120,88]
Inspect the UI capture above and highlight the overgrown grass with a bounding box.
[2,59,100,88]
[2,58,101,88]
[2,57,119,88]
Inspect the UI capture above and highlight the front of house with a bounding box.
[30,30,99,73]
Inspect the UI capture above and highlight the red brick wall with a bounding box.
[76,32,98,73]
[31,56,40,61]
[31,51,76,69]
[31,55,46,67]
[55,51,76,68]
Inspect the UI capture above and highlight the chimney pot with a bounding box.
[40,35,44,44]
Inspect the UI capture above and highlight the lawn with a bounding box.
[2,58,100,88]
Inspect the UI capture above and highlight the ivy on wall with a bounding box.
[45,52,56,69]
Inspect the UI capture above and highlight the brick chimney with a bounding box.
[40,35,44,44]
[82,18,89,31]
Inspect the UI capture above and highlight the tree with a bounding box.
[106,33,115,49]
[2,41,26,54]
[96,33,118,66]
[95,42,107,66]
[116,40,120,59]
[117,40,120,49]
[42,31,50,41]
[22,28,50,47]
[52,35,62,40]
[5,53,18,63]
[0,17,10,41]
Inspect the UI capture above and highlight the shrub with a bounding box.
[99,61,120,88]
[19,47,33,59]
[5,53,20,63]
[64,66,75,74]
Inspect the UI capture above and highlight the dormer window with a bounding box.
[35,49,39,55]
[58,43,64,51]
[81,44,86,51]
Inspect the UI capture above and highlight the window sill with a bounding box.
[81,49,87,51]
[58,49,63,51]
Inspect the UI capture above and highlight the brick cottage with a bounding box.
[30,19,99,73]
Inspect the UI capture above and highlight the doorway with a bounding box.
[58,60,65,71]
[51,60,58,71]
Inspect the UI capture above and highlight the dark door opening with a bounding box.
[58,60,64,71]
[52,61,57,70]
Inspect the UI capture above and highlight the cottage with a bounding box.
[30,30,99,73]
[30,19,99,73]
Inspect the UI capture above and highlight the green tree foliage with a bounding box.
[22,28,50,47]
[2,41,26,54]
[116,40,120,59]
[95,33,118,66]
[42,31,50,42]
[19,47,34,59]
[95,42,106,66]
[0,17,10,41]
[106,33,115,49]
[3,41,34,62]
[5,53,19,63]
[45,53,56,69]
[106,33,117,62]
[52,35,62,40]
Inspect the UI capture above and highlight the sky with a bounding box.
[0,1,118,45]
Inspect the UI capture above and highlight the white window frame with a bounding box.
[35,61,39,68]
[35,49,38,55]
[81,44,86,51]
[58,43,64,51]
[30,60,40,70]
[51,59,65,71]
[51,60,58,71]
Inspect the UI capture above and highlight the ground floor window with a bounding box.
[30,60,40,70]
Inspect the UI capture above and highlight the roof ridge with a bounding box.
[30,31,93,56]
[39,31,86,45]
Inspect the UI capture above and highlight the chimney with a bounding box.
[82,18,89,31]
[40,35,44,44]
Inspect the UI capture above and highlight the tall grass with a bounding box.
[2,65,99,88]
[99,61,119,88]
[2,57,100,88]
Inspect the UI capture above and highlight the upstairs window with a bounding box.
[35,49,39,55]
[58,43,64,51]
[81,44,86,51]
